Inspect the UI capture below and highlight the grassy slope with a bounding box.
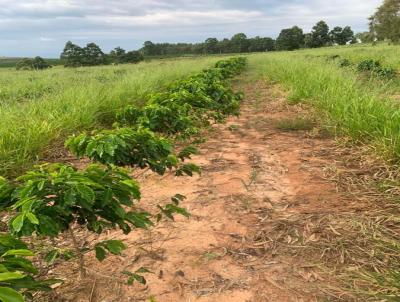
[0,57,221,176]
[249,44,400,161]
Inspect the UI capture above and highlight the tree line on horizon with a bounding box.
[59,20,356,68]
[14,0,400,70]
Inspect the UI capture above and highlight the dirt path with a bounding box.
[48,78,391,302]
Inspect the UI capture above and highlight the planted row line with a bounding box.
[0,57,247,301]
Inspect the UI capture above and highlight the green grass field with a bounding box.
[0,56,222,176]
[1,44,400,178]
[248,43,400,161]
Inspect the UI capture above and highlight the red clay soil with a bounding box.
[40,80,382,302]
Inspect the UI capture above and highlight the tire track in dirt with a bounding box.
[51,79,365,302]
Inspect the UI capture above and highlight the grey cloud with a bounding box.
[0,0,382,57]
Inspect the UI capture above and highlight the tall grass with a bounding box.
[0,57,221,176]
[248,46,400,161]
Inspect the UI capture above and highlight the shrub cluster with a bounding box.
[0,57,247,300]
[114,57,246,138]
[336,56,397,79]
[357,59,397,79]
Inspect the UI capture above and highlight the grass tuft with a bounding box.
[275,117,315,131]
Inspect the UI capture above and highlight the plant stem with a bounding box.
[68,227,86,278]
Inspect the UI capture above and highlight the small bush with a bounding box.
[357,59,397,79]
[357,59,382,72]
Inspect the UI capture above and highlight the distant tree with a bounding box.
[138,34,276,56]
[142,41,157,56]
[123,51,144,64]
[369,0,400,42]
[61,41,84,67]
[330,26,355,45]
[83,42,106,66]
[217,38,231,53]
[230,33,250,53]
[276,26,305,50]
[248,36,275,52]
[31,56,52,69]
[110,47,126,63]
[204,38,219,54]
[355,31,375,43]
[16,56,51,70]
[305,20,330,48]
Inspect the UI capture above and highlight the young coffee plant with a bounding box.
[115,57,247,138]
[1,164,188,277]
[65,127,200,176]
[115,102,201,138]
[0,234,59,302]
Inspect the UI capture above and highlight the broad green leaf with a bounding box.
[11,215,25,233]
[26,213,39,225]
[75,184,95,204]
[2,258,37,274]
[2,249,34,257]
[0,287,24,302]
[0,272,25,282]
[95,246,106,262]
[104,240,126,255]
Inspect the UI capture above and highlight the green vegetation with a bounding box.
[0,234,59,301]
[61,42,144,67]
[0,58,247,299]
[0,57,222,177]
[369,0,400,43]
[249,43,400,160]
[15,57,51,71]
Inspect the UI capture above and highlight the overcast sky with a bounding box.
[0,0,381,58]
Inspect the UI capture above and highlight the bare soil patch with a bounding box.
[40,78,400,302]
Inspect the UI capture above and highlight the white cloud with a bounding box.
[89,9,262,27]
[39,37,55,42]
[0,0,383,57]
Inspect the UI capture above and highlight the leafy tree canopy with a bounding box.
[370,0,400,42]
[276,26,305,50]
[330,26,355,45]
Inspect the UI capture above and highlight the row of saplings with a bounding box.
[0,57,247,301]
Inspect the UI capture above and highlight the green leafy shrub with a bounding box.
[115,57,246,136]
[65,128,199,175]
[215,57,247,78]
[375,67,397,78]
[7,164,144,237]
[1,163,190,281]
[357,59,397,79]
[357,59,382,72]
[0,234,59,302]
